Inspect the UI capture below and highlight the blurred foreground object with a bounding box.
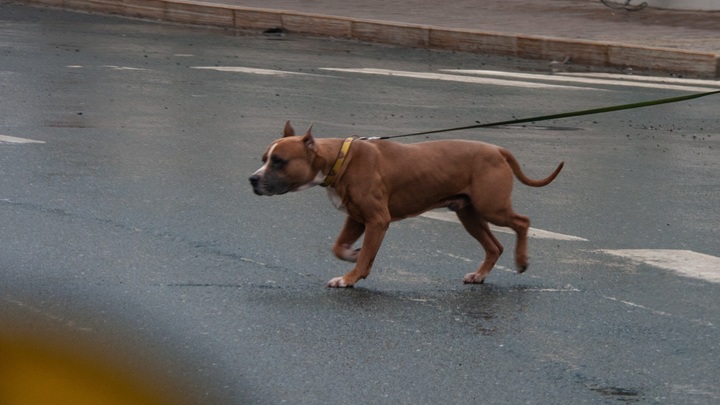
[0,332,186,405]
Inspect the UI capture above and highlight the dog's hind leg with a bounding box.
[332,216,365,263]
[456,207,504,284]
[508,212,530,273]
[486,210,530,273]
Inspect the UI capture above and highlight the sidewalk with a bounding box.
[18,0,720,77]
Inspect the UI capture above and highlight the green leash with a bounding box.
[372,89,720,140]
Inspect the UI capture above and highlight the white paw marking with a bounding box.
[327,277,352,288]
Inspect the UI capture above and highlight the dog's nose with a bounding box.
[249,174,260,188]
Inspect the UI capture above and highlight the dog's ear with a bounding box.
[302,124,316,151]
[283,121,295,138]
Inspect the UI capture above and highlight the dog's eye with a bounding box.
[270,155,287,169]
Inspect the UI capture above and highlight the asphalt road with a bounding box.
[1,5,719,404]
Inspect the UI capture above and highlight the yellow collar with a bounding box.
[321,137,356,187]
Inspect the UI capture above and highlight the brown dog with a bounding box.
[250,122,563,287]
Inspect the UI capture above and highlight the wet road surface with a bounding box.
[1,5,719,404]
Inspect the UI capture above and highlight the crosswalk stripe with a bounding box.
[0,135,45,144]
[419,210,588,241]
[599,249,720,283]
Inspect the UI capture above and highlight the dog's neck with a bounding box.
[320,137,357,187]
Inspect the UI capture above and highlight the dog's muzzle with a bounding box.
[249,173,291,196]
[249,174,264,195]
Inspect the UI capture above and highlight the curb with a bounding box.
[18,0,720,78]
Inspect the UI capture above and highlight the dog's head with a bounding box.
[249,121,321,196]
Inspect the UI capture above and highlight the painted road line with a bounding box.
[100,65,149,71]
[67,65,149,71]
[0,135,45,144]
[603,295,673,317]
[319,68,598,91]
[599,249,720,283]
[442,69,720,93]
[558,72,720,88]
[191,66,327,77]
[602,295,714,327]
[419,210,588,241]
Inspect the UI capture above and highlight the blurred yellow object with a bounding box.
[0,336,181,405]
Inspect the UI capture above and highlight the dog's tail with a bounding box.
[500,149,564,187]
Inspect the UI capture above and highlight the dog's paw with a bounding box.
[516,262,528,274]
[462,272,486,284]
[516,255,529,273]
[327,276,354,288]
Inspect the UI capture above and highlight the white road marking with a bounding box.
[599,249,720,283]
[0,135,45,144]
[66,65,148,71]
[602,295,714,327]
[442,69,720,92]
[519,286,580,292]
[435,250,580,291]
[436,249,473,263]
[101,65,148,71]
[406,298,435,303]
[319,68,598,90]
[558,72,720,88]
[2,296,94,332]
[191,66,325,77]
[419,210,588,241]
[602,295,673,317]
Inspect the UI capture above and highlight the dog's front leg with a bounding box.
[332,216,365,263]
[327,219,388,288]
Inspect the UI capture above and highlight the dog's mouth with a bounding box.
[251,183,275,196]
[249,175,290,196]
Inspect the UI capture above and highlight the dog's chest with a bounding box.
[326,188,347,213]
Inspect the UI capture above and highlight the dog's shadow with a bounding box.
[247,280,534,336]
